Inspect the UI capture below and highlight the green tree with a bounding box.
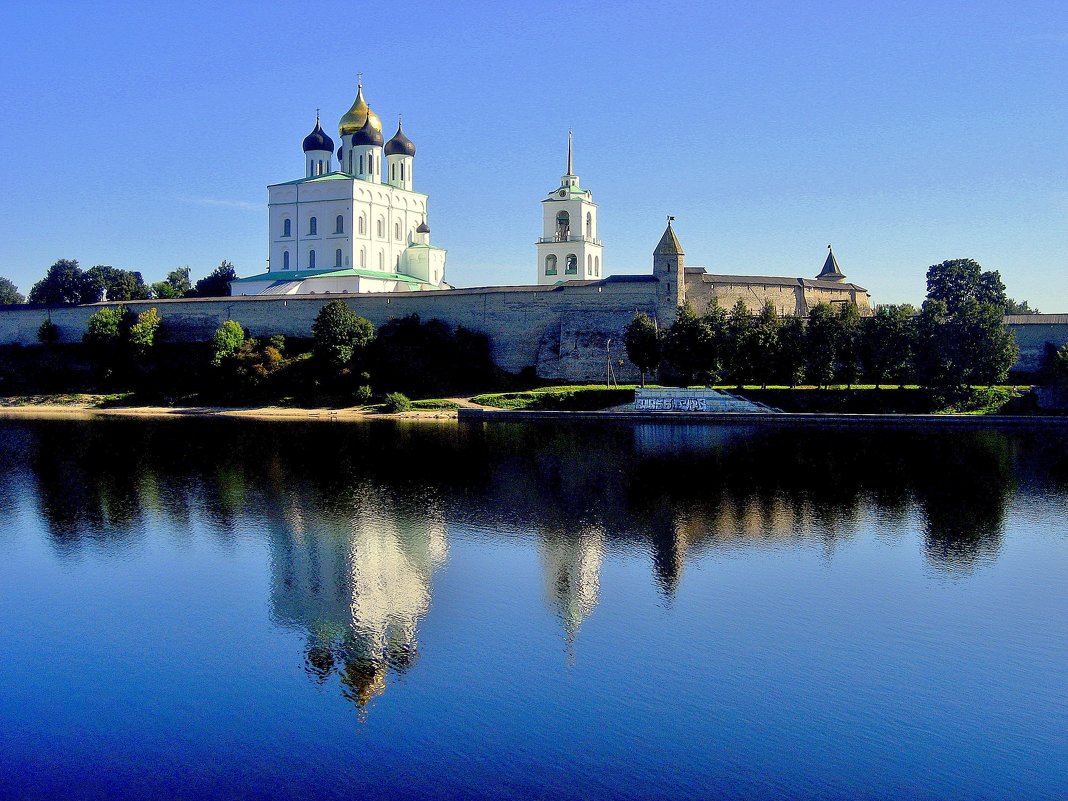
[128,308,161,358]
[188,261,237,298]
[1005,298,1039,315]
[724,300,755,388]
[663,302,715,385]
[28,259,84,305]
[623,311,661,386]
[1050,342,1068,386]
[83,306,126,346]
[37,319,59,344]
[776,315,806,387]
[861,304,916,388]
[701,300,730,385]
[81,265,150,302]
[312,300,374,370]
[750,301,781,389]
[211,320,246,366]
[152,267,192,299]
[835,302,863,388]
[0,277,24,305]
[805,302,839,388]
[916,259,1018,395]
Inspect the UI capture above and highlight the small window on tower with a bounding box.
[335,249,342,268]
[565,254,577,274]
[359,215,366,235]
[556,211,570,241]
[400,162,405,181]
[309,217,317,235]
[283,219,291,237]
[283,251,290,270]
[586,212,592,237]
[309,250,316,268]
[377,219,384,238]
[360,248,366,267]
[359,155,365,174]
[336,215,344,234]
[395,222,401,241]
[545,255,557,275]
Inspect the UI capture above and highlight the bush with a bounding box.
[312,300,374,371]
[211,320,246,366]
[353,384,373,404]
[37,319,59,345]
[382,391,412,413]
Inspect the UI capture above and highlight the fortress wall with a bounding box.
[0,287,1050,382]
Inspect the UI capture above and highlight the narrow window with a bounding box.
[358,215,366,235]
[556,211,570,241]
[335,249,342,267]
[595,256,599,275]
[391,164,396,181]
[565,254,577,274]
[400,162,405,181]
[377,218,384,238]
[309,217,317,235]
[359,155,364,174]
[545,255,557,275]
[395,221,401,240]
[587,255,592,274]
[283,251,290,270]
[283,219,291,237]
[336,215,344,234]
[378,251,384,270]
[586,212,592,237]
[309,250,316,268]
[360,248,366,267]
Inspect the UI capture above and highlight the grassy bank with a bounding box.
[472,385,636,411]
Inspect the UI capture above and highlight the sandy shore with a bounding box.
[0,399,461,423]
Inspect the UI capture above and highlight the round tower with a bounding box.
[385,117,416,191]
[302,113,334,177]
[338,80,383,181]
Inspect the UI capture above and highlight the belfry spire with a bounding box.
[567,129,573,176]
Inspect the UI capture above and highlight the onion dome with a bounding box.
[339,83,383,138]
[337,146,343,161]
[416,220,430,234]
[350,114,384,147]
[302,115,334,153]
[384,119,416,157]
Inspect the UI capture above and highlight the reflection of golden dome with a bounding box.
[339,85,383,137]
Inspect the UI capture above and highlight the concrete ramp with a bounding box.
[632,387,781,413]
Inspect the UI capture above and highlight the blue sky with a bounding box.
[0,0,1065,308]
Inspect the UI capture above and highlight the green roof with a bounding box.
[269,171,354,187]
[232,267,430,286]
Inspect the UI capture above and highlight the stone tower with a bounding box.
[653,217,685,328]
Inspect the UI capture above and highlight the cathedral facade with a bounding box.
[232,82,447,296]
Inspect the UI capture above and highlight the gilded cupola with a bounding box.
[339,83,383,138]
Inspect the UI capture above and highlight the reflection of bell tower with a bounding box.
[536,131,604,284]
[540,526,605,642]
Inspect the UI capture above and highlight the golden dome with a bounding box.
[339,84,383,137]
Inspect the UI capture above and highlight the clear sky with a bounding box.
[1,0,1065,308]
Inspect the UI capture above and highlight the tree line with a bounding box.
[0,259,239,306]
[625,258,1021,398]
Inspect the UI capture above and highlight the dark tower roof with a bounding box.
[384,119,416,157]
[302,116,335,153]
[416,219,430,234]
[350,115,384,147]
[817,245,846,281]
[655,218,684,255]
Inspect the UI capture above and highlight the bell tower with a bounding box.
[536,132,604,285]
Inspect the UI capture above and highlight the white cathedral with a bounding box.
[231,81,449,296]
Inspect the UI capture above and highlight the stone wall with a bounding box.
[2,282,1050,383]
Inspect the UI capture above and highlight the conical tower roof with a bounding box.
[817,245,846,281]
[655,219,684,255]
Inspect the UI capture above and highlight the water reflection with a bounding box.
[268,490,447,714]
[7,417,1065,707]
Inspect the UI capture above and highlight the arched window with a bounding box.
[395,221,401,240]
[565,254,577,274]
[545,255,557,275]
[282,251,290,270]
[318,159,324,175]
[377,218,384,238]
[308,250,316,268]
[400,162,405,181]
[378,251,384,270]
[586,212,592,237]
[391,163,396,181]
[283,219,291,237]
[360,248,366,268]
[309,217,317,235]
[336,215,344,234]
[587,255,592,274]
[359,155,364,174]
[556,211,570,241]
[595,256,599,275]
[358,215,366,235]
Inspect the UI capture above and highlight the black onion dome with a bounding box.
[416,220,430,234]
[350,116,384,147]
[384,121,416,157]
[302,118,335,153]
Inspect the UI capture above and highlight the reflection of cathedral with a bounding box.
[539,525,605,640]
[268,494,447,713]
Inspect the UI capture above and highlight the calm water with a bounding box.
[1,417,1066,800]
